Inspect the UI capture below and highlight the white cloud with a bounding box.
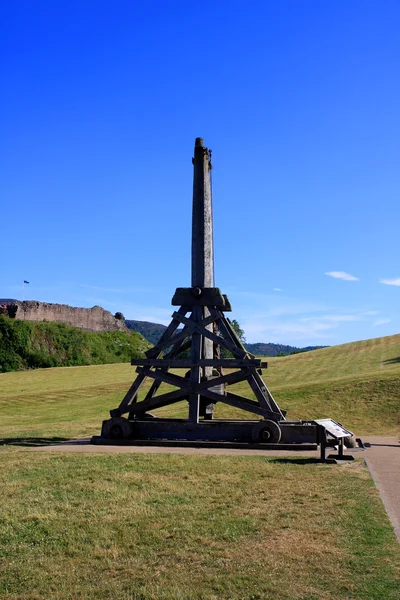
[242,318,333,343]
[300,314,361,323]
[373,318,391,326]
[241,305,380,344]
[325,271,359,281]
[380,278,400,286]
[267,302,329,317]
[273,288,282,292]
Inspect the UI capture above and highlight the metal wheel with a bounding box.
[101,417,133,440]
[251,420,282,443]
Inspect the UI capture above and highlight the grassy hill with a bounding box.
[0,334,399,599]
[245,341,327,355]
[0,315,151,372]
[248,333,400,435]
[0,333,398,439]
[154,333,400,435]
[125,319,168,345]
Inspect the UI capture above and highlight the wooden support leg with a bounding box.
[203,305,214,381]
[251,370,286,420]
[143,336,191,403]
[189,306,202,423]
[202,305,214,419]
[111,372,147,417]
[318,425,327,462]
[338,437,344,458]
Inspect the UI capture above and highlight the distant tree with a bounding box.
[7,303,18,319]
[114,312,125,321]
[277,352,287,357]
[230,319,246,345]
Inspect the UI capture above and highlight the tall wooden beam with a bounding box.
[191,137,213,289]
[192,138,214,412]
[189,305,202,422]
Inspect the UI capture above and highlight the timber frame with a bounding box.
[91,137,344,448]
[108,289,285,425]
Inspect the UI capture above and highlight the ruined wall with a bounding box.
[12,301,127,332]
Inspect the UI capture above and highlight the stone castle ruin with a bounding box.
[0,300,127,333]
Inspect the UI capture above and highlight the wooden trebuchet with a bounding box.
[93,138,323,447]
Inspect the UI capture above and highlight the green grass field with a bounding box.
[0,334,399,599]
[1,333,399,441]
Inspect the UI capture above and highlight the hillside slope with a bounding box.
[138,333,399,435]
[251,334,400,435]
[0,334,398,437]
[125,319,168,345]
[261,333,400,388]
[245,342,327,356]
[0,316,151,372]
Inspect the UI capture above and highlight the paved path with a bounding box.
[31,437,319,457]
[32,435,400,542]
[362,436,400,543]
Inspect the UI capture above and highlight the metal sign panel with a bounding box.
[314,419,353,438]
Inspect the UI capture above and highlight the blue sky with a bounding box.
[1,1,399,346]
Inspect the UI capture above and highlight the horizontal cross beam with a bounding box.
[121,368,263,416]
[136,365,256,393]
[131,358,266,368]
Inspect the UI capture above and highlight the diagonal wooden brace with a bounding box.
[201,389,281,419]
[120,388,189,415]
[173,310,247,359]
[137,365,254,392]
[125,367,259,416]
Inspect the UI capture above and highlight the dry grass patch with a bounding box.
[0,452,399,600]
[1,334,399,598]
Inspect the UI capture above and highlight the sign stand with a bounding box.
[316,420,356,463]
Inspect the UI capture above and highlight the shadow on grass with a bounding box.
[0,437,71,447]
[383,356,400,365]
[370,443,400,448]
[268,457,321,465]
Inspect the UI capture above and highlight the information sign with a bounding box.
[314,419,353,439]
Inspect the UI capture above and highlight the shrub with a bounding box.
[0,316,151,373]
